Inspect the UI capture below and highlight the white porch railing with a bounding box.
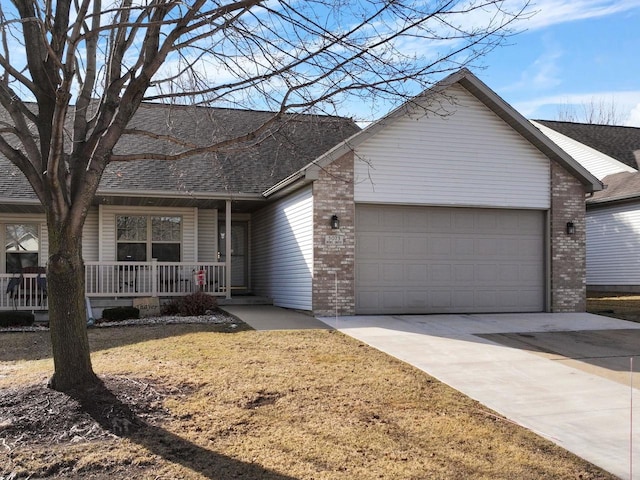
[0,273,48,311]
[84,261,227,298]
[0,261,226,311]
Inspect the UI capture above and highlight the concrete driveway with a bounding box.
[319,313,640,480]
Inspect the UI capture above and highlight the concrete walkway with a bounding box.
[319,313,640,480]
[220,305,331,331]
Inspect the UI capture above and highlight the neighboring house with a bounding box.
[535,120,640,293]
[0,68,601,315]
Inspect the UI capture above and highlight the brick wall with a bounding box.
[312,152,355,316]
[550,161,587,312]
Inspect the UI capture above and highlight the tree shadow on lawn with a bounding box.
[0,321,251,362]
[69,378,297,480]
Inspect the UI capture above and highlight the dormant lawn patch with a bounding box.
[1,323,613,479]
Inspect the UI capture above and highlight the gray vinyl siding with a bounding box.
[252,186,313,310]
[587,204,640,285]
[100,205,196,262]
[354,84,550,209]
[198,209,218,262]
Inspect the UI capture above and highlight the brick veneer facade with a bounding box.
[550,160,587,312]
[312,152,356,316]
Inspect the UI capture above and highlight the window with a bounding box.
[116,215,181,262]
[5,224,39,273]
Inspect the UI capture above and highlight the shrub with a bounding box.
[162,291,218,317]
[102,306,140,321]
[0,311,35,327]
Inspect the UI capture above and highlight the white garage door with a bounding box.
[355,205,545,314]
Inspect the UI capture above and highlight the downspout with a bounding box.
[225,199,232,299]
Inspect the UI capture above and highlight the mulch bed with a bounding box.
[0,375,173,450]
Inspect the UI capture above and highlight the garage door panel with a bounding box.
[454,238,475,255]
[407,264,428,282]
[429,237,452,255]
[430,290,452,308]
[355,205,544,314]
[452,290,475,309]
[477,264,498,281]
[476,290,498,308]
[405,210,429,231]
[356,290,380,311]
[520,264,543,281]
[383,264,404,282]
[406,237,428,255]
[381,291,404,310]
[406,291,428,308]
[498,264,520,282]
[357,263,380,283]
[454,264,475,282]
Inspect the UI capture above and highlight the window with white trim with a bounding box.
[5,224,40,273]
[116,216,181,262]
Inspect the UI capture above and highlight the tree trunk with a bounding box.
[46,221,98,392]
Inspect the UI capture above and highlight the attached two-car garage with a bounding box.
[355,204,545,314]
[300,70,600,316]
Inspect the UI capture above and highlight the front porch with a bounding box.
[0,260,229,311]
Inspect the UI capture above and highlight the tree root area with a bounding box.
[0,375,170,448]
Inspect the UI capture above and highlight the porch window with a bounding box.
[5,224,39,273]
[116,215,181,262]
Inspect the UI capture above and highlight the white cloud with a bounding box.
[519,0,640,31]
[528,48,563,90]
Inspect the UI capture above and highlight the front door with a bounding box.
[218,220,248,292]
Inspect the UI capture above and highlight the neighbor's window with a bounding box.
[5,224,39,273]
[116,215,181,262]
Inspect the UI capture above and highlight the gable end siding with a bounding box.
[354,85,550,209]
[251,186,313,310]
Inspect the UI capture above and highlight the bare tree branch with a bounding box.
[0,0,534,393]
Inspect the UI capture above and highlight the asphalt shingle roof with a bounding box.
[535,120,640,169]
[0,103,360,201]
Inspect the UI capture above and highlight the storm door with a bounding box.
[218,220,248,292]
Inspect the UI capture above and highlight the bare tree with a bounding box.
[0,0,532,393]
[556,97,623,125]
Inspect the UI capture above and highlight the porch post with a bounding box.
[151,258,157,297]
[225,199,232,299]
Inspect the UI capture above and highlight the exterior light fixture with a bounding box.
[330,214,340,230]
[566,221,575,235]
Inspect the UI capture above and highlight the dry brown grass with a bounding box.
[587,291,640,322]
[1,323,614,479]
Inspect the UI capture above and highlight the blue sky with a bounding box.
[474,0,640,125]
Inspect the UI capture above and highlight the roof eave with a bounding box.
[587,193,640,208]
[96,188,264,201]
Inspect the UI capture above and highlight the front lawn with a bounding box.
[0,323,613,479]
